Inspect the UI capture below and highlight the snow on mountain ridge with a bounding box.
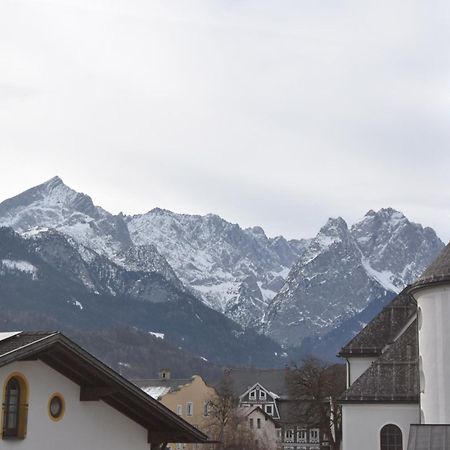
[0,178,180,288]
[125,207,304,327]
[0,177,444,346]
[265,208,444,346]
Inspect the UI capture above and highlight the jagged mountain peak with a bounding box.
[356,207,407,229]
[0,176,107,232]
[318,216,349,238]
[265,210,444,347]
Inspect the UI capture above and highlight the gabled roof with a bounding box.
[340,320,419,403]
[227,368,288,398]
[239,382,279,401]
[236,405,279,425]
[0,332,209,444]
[339,288,416,357]
[410,242,450,293]
[133,377,195,400]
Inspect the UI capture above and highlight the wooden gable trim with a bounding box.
[80,386,118,401]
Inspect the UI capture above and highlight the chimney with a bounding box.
[159,369,171,380]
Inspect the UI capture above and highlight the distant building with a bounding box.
[0,332,209,450]
[228,369,328,450]
[339,241,450,450]
[236,405,279,449]
[134,370,216,450]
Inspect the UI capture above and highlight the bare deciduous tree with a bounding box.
[205,373,272,450]
[286,357,346,450]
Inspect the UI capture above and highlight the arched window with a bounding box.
[2,375,28,439]
[380,424,402,450]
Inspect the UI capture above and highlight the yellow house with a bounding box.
[134,369,217,450]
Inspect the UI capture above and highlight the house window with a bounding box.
[285,429,294,442]
[186,402,193,416]
[265,404,274,415]
[310,428,319,443]
[48,393,65,421]
[249,418,254,429]
[203,401,209,417]
[249,390,256,400]
[259,390,266,400]
[380,424,402,450]
[257,418,261,429]
[176,404,182,416]
[298,430,307,443]
[3,374,28,439]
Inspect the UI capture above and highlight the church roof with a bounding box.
[0,331,210,444]
[410,242,450,293]
[339,288,416,357]
[340,320,419,403]
[407,425,450,450]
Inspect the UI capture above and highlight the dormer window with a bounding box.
[249,390,256,400]
[265,404,273,415]
[259,390,266,400]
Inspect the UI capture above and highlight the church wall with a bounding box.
[341,403,419,450]
[415,285,450,424]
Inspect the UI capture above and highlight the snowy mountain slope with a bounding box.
[126,209,305,327]
[265,209,444,347]
[0,227,285,367]
[0,177,180,286]
[0,177,444,352]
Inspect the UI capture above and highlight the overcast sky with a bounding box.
[1,0,450,241]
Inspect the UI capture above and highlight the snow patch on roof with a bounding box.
[142,386,171,399]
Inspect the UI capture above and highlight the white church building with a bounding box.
[339,242,450,450]
[0,331,209,449]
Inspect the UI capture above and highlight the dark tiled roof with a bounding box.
[277,399,312,424]
[410,242,450,292]
[226,368,289,398]
[339,288,416,357]
[407,425,450,450]
[340,320,419,403]
[0,331,56,355]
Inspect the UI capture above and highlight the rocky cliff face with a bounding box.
[125,209,305,327]
[0,177,444,352]
[264,209,444,347]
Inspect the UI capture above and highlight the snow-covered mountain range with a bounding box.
[126,209,306,327]
[0,177,444,352]
[264,209,444,346]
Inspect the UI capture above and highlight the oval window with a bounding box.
[48,394,64,421]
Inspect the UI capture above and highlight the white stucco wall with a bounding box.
[347,357,377,387]
[415,285,450,424]
[0,361,149,450]
[342,403,419,450]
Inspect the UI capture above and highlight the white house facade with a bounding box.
[0,331,209,449]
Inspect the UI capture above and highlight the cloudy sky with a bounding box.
[1,0,450,240]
